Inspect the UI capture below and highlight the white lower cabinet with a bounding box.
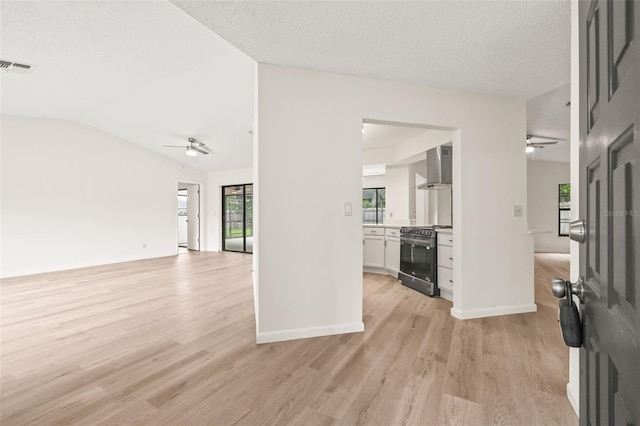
[384,237,400,275]
[363,227,385,268]
[437,265,453,292]
[437,230,454,301]
[363,227,401,275]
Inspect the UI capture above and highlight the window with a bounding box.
[363,188,385,224]
[559,183,571,237]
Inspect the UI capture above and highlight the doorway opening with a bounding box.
[177,182,200,253]
[222,184,253,253]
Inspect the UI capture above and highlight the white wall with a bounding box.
[431,188,452,226]
[415,165,427,225]
[385,166,411,225]
[407,162,417,222]
[0,116,207,278]
[206,167,253,251]
[527,160,571,253]
[254,63,534,343]
[362,175,385,188]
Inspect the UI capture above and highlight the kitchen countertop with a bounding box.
[362,224,453,231]
[362,224,403,229]
[435,228,453,234]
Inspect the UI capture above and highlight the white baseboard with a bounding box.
[439,289,453,302]
[534,249,570,254]
[0,251,177,279]
[450,303,537,320]
[567,381,579,416]
[256,321,364,344]
[363,266,398,278]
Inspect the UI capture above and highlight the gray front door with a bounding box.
[579,0,639,424]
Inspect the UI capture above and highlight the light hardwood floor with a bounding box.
[1,252,577,425]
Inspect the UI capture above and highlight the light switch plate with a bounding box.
[344,202,352,216]
[513,205,523,217]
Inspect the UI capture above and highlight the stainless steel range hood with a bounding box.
[417,145,452,190]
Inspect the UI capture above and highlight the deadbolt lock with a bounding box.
[569,219,586,244]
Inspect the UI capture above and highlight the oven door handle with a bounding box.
[401,237,435,247]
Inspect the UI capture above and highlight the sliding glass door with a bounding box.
[222,184,253,253]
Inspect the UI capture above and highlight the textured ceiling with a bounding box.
[1,1,255,172]
[172,0,571,100]
[2,1,571,173]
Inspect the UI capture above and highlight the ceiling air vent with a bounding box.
[0,60,34,74]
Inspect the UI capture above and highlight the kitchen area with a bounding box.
[362,121,455,301]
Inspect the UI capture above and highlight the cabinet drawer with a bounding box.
[385,228,400,238]
[437,232,454,246]
[438,266,453,291]
[437,245,453,268]
[363,227,383,236]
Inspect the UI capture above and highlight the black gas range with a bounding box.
[398,226,450,297]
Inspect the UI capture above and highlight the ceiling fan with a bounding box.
[163,137,210,156]
[526,135,559,153]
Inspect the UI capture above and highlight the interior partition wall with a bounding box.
[222,184,253,253]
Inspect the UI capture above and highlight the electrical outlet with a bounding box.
[513,205,523,217]
[142,243,147,249]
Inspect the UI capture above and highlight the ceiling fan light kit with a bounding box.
[525,134,561,152]
[163,137,211,156]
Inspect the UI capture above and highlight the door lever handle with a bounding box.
[551,276,585,304]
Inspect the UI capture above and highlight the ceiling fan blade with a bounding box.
[193,146,210,154]
[163,145,188,148]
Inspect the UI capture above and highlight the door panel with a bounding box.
[586,160,602,285]
[579,0,639,424]
[223,186,244,252]
[363,236,385,268]
[245,185,253,254]
[223,184,253,253]
[187,184,199,251]
[609,128,635,320]
[586,1,601,131]
[607,0,633,98]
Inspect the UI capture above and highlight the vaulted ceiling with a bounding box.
[2,1,571,171]
[1,1,254,172]
[173,0,570,100]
